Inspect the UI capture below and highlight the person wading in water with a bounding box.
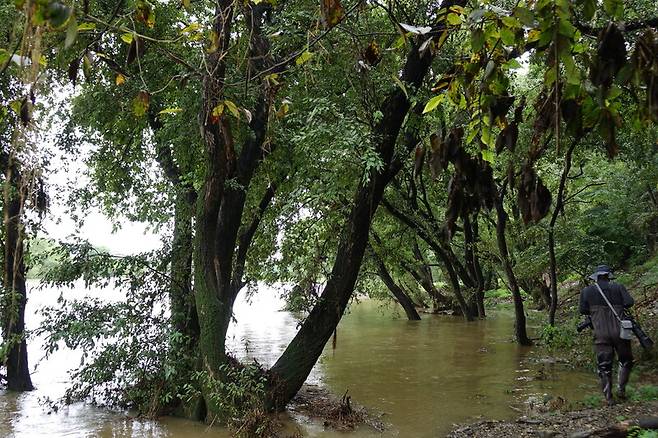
[579,265,635,405]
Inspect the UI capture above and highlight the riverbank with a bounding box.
[448,399,658,437]
[448,258,658,438]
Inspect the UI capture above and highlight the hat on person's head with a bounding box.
[589,264,615,280]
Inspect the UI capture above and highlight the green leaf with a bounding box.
[392,75,408,99]
[481,148,494,163]
[132,90,150,117]
[0,49,9,66]
[180,23,200,34]
[500,27,515,46]
[558,19,576,38]
[212,103,225,118]
[158,107,183,115]
[503,59,522,70]
[224,100,240,119]
[471,29,485,51]
[583,0,596,20]
[562,54,580,85]
[446,13,462,26]
[65,16,78,49]
[77,22,96,31]
[9,100,21,115]
[501,16,520,28]
[295,51,313,66]
[121,33,134,44]
[603,0,623,19]
[423,95,444,114]
[466,128,478,144]
[607,85,622,100]
[513,7,535,27]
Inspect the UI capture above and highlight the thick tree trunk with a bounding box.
[495,193,531,346]
[375,258,421,320]
[170,192,198,347]
[2,163,33,391]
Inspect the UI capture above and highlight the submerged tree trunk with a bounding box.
[2,158,33,391]
[463,213,485,317]
[265,5,471,405]
[381,198,474,321]
[375,257,421,320]
[268,170,392,408]
[494,191,531,346]
[548,140,577,326]
[408,242,450,311]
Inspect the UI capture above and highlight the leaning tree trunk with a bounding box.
[375,257,421,320]
[381,198,474,320]
[265,3,472,405]
[408,242,451,311]
[2,161,33,391]
[494,193,531,346]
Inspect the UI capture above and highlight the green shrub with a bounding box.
[628,426,658,438]
[582,394,603,408]
[540,323,576,350]
[628,384,658,402]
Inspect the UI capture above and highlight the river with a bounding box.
[0,282,596,437]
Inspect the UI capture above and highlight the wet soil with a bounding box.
[448,400,658,437]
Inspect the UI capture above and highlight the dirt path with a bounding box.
[448,401,658,437]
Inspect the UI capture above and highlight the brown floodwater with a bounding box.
[0,283,597,437]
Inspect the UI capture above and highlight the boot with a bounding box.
[618,364,632,400]
[599,371,614,406]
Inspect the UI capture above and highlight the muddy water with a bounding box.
[0,283,596,437]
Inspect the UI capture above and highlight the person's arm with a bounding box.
[579,288,590,315]
[620,284,634,308]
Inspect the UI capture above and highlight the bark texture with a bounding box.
[375,255,421,321]
[494,189,531,346]
[2,155,33,391]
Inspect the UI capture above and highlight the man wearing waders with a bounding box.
[579,265,634,405]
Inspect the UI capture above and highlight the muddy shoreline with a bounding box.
[448,400,658,437]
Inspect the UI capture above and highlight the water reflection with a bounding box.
[0,283,595,437]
